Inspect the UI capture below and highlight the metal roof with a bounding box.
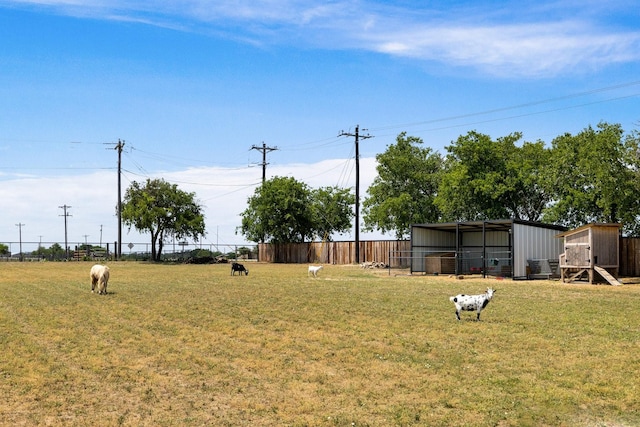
[555,222,621,238]
[411,219,567,233]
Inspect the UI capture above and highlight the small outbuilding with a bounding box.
[410,219,567,279]
[557,223,622,285]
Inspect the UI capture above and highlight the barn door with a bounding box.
[564,242,591,267]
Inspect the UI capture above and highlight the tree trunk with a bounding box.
[157,239,164,262]
[151,228,159,262]
[155,228,165,262]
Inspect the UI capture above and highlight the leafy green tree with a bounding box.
[436,131,551,222]
[543,122,640,235]
[122,178,206,261]
[29,243,63,260]
[362,132,442,239]
[437,131,512,221]
[237,246,252,257]
[0,243,9,256]
[240,176,315,243]
[239,177,355,243]
[48,243,64,260]
[32,246,45,257]
[311,186,355,241]
[503,140,553,221]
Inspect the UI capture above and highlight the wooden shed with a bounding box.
[557,223,622,285]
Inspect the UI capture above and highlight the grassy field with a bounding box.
[0,262,638,426]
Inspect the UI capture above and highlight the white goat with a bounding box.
[449,288,496,321]
[308,265,323,278]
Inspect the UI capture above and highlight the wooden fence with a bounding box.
[258,240,411,266]
[258,237,640,277]
[620,237,640,277]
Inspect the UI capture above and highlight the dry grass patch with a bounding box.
[0,262,639,426]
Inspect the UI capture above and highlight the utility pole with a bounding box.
[250,142,278,183]
[339,125,373,264]
[115,139,124,260]
[99,224,103,247]
[15,223,25,261]
[59,205,72,260]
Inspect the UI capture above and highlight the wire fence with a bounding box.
[3,241,514,276]
[0,240,258,262]
[389,249,513,277]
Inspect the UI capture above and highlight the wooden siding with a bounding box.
[558,223,621,284]
[620,237,640,276]
[593,226,620,266]
[258,240,410,266]
[559,223,620,269]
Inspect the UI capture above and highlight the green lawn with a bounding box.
[0,262,638,426]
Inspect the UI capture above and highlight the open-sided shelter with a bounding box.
[410,219,567,279]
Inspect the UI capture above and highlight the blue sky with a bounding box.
[1,0,639,253]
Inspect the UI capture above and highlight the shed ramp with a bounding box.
[594,266,623,286]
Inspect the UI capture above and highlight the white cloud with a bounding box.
[367,20,640,77]
[0,157,383,255]
[3,0,639,77]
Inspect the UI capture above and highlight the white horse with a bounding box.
[90,264,110,295]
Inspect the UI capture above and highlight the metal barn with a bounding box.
[410,219,567,279]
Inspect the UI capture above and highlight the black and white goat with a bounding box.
[231,262,249,276]
[449,288,496,321]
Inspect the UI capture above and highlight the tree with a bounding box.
[240,176,314,243]
[362,132,442,239]
[505,140,553,221]
[48,243,64,260]
[26,243,64,260]
[436,131,551,222]
[0,243,9,256]
[32,245,47,258]
[310,186,355,241]
[239,177,355,243]
[122,178,206,261]
[543,122,640,235]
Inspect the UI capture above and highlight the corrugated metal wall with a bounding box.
[410,228,456,272]
[410,225,516,276]
[461,230,511,276]
[512,223,565,278]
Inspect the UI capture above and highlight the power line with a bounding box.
[129,146,252,170]
[279,136,350,152]
[115,140,124,261]
[0,167,115,171]
[121,168,259,188]
[339,125,373,264]
[250,142,278,184]
[58,205,72,260]
[371,92,640,141]
[369,80,640,133]
[15,223,25,261]
[105,139,125,260]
